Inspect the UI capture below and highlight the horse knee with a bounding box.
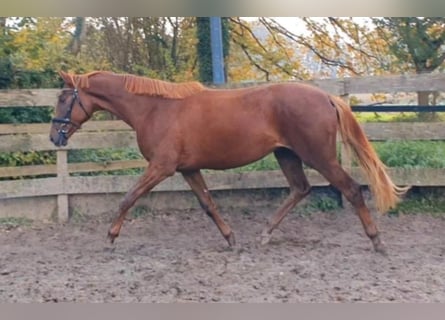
[290,184,311,201]
[345,182,364,206]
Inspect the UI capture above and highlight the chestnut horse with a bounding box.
[50,71,407,254]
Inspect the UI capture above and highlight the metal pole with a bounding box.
[209,17,225,85]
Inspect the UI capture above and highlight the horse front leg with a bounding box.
[182,170,235,247]
[107,163,174,243]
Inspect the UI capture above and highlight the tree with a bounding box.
[4,17,74,87]
[373,17,445,119]
[68,17,88,55]
[373,18,445,74]
[228,17,308,82]
[252,17,445,119]
[0,17,13,89]
[0,18,73,124]
[196,17,230,84]
[84,17,198,81]
[196,18,213,83]
[256,17,398,78]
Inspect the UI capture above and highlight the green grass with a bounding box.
[357,113,445,168]
[227,140,445,172]
[226,110,445,172]
[69,208,89,223]
[0,217,33,229]
[230,154,279,172]
[373,141,445,168]
[391,198,445,217]
[355,112,445,123]
[389,189,445,217]
[298,194,341,215]
[130,205,153,218]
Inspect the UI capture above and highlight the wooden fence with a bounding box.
[1,73,445,221]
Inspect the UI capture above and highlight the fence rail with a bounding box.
[1,73,445,221]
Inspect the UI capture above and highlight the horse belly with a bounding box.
[177,100,286,170]
[180,131,284,170]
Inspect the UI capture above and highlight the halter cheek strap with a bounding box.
[52,88,91,137]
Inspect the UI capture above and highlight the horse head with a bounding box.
[49,71,94,146]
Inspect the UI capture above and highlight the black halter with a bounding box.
[52,88,90,138]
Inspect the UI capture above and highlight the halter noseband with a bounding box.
[52,88,90,138]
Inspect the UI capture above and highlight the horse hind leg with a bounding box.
[312,159,386,254]
[260,148,311,245]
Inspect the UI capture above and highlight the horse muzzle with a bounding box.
[50,131,69,147]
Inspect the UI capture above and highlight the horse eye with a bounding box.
[58,94,67,103]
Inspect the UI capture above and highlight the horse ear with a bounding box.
[59,71,70,83]
[58,71,74,87]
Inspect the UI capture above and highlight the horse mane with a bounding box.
[64,71,206,99]
[123,74,205,99]
[64,71,104,89]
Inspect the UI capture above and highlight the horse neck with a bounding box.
[86,75,175,129]
[88,82,153,129]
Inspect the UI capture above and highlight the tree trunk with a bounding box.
[0,17,6,30]
[69,17,87,55]
[417,90,439,121]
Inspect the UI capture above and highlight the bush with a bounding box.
[69,148,144,176]
[374,141,445,168]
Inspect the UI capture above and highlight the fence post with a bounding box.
[56,150,69,222]
[339,94,353,209]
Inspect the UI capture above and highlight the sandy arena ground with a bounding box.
[0,206,444,302]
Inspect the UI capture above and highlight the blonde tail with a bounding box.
[330,95,409,213]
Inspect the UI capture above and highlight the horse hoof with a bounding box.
[107,231,118,244]
[260,229,272,245]
[226,231,236,247]
[372,236,388,256]
[374,243,388,256]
